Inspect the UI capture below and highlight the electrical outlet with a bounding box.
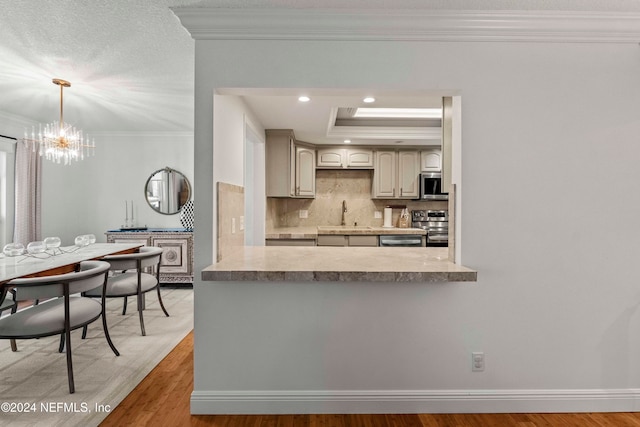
[374,211,382,219]
[299,210,308,219]
[239,216,245,230]
[231,218,236,234]
[472,352,485,372]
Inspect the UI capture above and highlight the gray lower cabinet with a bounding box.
[317,235,379,247]
[105,229,194,284]
[265,239,317,246]
[317,235,347,246]
[348,235,379,247]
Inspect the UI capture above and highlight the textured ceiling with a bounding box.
[1,0,638,136]
[187,0,640,11]
[0,0,197,134]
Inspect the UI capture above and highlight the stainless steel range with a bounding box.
[411,210,448,247]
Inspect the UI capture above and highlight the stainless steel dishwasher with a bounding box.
[378,235,424,247]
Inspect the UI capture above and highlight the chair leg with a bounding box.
[65,327,74,394]
[101,310,120,357]
[137,294,146,336]
[58,334,65,353]
[10,339,17,352]
[122,296,127,315]
[156,286,170,317]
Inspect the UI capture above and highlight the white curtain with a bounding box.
[13,139,41,245]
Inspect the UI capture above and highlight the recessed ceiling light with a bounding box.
[344,139,351,144]
[353,107,441,118]
[298,96,310,102]
[363,97,376,103]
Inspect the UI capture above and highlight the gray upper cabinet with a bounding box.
[266,129,315,198]
[316,148,344,168]
[345,148,374,168]
[398,151,420,198]
[372,150,397,198]
[421,148,442,172]
[372,150,420,199]
[294,144,316,197]
[316,147,373,169]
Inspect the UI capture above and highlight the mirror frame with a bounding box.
[144,166,192,215]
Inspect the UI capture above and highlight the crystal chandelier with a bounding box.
[25,78,95,165]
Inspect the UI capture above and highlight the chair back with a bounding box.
[6,260,110,301]
[102,246,163,271]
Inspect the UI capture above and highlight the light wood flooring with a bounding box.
[100,332,640,427]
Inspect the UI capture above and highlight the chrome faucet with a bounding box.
[341,200,347,225]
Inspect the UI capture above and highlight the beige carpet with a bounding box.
[0,287,193,427]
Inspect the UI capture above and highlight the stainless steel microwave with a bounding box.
[419,172,448,200]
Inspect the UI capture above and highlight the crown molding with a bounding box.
[326,126,441,141]
[90,131,194,139]
[171,8,640,43]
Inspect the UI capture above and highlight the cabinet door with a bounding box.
[346,148,374,168]
[421,149,442,172]
[265,130,294,197]
[398,151,420,198]
[317,235,347,246]
[373,151,396,198]
[265,239,317,246]
[294,145,315,197]
[151,237,191,275]
[347,235,378,247]
[317,148,345,168]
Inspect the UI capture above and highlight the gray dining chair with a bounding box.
[0,260,119,393]
[0,290,17,351]
[83,246,169,336]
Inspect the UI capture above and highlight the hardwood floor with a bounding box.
[100,332,640,426]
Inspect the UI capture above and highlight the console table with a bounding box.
[105,228,193,284]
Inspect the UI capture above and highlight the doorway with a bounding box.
[244,117,265,246]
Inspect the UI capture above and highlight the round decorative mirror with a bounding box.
[144,167,191,215]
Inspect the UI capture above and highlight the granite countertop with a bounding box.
[266,226,426,239]
[202,246,476,283]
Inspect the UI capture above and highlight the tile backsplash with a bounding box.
[267,170,447,228]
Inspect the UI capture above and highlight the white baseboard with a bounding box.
[191,389,640,415]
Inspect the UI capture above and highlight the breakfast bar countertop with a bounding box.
[202,246,476,283]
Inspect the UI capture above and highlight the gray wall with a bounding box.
[40,132,194,245]
[0,110,193,246]
[190,36,640,411]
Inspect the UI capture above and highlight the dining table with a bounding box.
[0,242,143,284]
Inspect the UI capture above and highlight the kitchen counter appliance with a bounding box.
[412,210,448,247]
